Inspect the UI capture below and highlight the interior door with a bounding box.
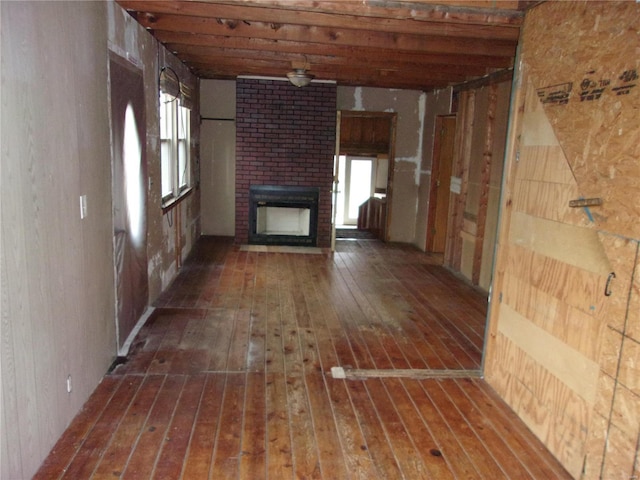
[427,115,456,253]
[109,56,148,351]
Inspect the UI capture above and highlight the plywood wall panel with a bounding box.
[516,146,574,184]
[502,274,602,362]
[491,333,589,476]
[601,422,637,479]
[512,179,587,225]
[515,111,593,229]
[522,1,640,239]
[509,213,610,275]
[626,246,640,342]
[598,233,638,331]
[478,187,500,289]
[505,244,605,315]
[619,338,640,396]
[486,3,640,477]
[497,305,599,405]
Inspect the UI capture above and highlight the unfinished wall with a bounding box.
[450,81,511,290]
[108,4,201,297]
[415,88,453,251]
[485,2,639,478]
[418,79,511,290]
[338,87,426,243]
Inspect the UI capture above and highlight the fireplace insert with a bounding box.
[248,185,320,246]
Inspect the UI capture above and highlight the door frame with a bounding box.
[333,111,397,249]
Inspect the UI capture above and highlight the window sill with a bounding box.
[162,187,193,214]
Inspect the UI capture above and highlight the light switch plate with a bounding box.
[79,195,87,219]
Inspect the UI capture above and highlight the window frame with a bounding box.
[160,92,192,209]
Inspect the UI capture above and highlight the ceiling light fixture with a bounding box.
[287,68,314,87]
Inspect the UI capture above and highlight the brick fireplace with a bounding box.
[235,78,336,248]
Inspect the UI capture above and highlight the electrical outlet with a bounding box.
[79,195,87,219]
[66,374,72,394]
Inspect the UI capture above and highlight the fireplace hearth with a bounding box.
[248,185,320,246]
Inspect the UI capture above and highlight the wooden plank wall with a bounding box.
[485,2,640,478]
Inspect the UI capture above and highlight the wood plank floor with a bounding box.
[35,237,571,479]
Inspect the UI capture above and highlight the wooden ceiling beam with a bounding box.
[156,30,513,69]
[118,0,521,40]
[132,13,517,57]
[186,56,469,88]
[115,1,522,91]
[183,0,526,26]
[172,44,492,78]
[192,63,443,91]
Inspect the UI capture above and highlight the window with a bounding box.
[160,92,191,205]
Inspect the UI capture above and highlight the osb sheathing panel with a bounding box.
[486,3,640,477]
[521,1,640,239]
[489,80,638,478]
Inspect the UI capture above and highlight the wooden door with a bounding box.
[427,115,456,253]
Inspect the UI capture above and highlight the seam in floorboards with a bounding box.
[329,367,483,380]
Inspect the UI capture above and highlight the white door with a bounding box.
[341,156,375,225]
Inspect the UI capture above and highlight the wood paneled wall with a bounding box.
[485,2,639,478]
[1,4,201,478]
[1,4,115,478]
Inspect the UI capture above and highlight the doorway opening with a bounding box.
[335,156,376,226]
[333,111,396,245]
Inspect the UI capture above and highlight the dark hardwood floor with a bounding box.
[34,237,571,479]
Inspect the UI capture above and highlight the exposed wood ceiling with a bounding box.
[117,0,532,91]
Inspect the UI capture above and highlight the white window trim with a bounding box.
[160,92,191,208]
